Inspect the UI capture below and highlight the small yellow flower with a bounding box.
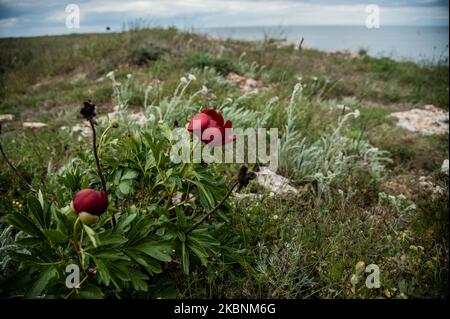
[355,261,365,274]
[11,200,22,208]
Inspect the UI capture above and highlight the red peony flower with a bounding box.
[72,189,109,216]
[187,109,235,146]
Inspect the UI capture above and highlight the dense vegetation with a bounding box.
[0,27,448,298]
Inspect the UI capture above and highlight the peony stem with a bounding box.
[72,216,81,252]
[185,181,239,235]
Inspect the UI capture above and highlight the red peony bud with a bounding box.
[72,189,109,216]
[187,109,236,146]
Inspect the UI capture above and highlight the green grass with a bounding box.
[0,27,448,299]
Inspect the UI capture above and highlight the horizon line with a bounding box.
[1,23,448,39]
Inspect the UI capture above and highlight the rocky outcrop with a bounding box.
[390,105,449,135]
[225,72,263,93]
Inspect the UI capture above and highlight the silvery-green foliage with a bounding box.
[279,83,392,203]
[236,52,266,78]
[200,67,230,88]
[144,74,204,125]
[255,242,316,298]
[378,192,417,215]
[220,95,277,128]
[106,71,133,111]
[0,226,15,275]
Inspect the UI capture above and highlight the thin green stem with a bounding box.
[88,119,107,192]
[97,125,112,159]
[0,127,36,193]
[35,260,65,266]
[165,161,187,209]
[72,216,81,252]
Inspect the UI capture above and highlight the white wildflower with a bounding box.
[188,74,197,81]
[180,76,188,84]
[106,71,114,78]
[354,109,361,118]
[201,85,208,94]
[127,73,132,79]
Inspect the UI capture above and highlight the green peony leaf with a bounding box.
[135,241,173,262]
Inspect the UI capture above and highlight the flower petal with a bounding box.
[187,113,210,132]
[201,109,224,126]
[224,120,232,128]
[73,189,108,216]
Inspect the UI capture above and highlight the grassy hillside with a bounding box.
[0,28,448,299]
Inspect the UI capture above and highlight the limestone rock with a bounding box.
[226,72,263,93]
[234,193,264,201]
[441,159,449,176]
[390,105,449,135]
[71,122,91,137]
[0,114,14,123]
[255,167,298,196]
[418,176,446,196]
[22,122,48,129]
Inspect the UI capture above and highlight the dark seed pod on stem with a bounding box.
[237,165,256,191]
[81,100,106,193]
[80,100,97,121]
[74,100,113,226]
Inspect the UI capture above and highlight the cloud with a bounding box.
[0,17,17,26]
[0,0,448,37]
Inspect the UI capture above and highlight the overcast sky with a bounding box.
[0,0,448,37]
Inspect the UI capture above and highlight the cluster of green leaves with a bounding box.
[0,118,239,298]
[186,53,237,75]
[130,42,171,66]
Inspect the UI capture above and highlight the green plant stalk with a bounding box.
[97,124,113,158]
[165,138,198,209]
[72,216,81,252]
[88,119,107,192]
[88,118,116,226]
[186,181,239,235]
[165,161,187,209]
[0,127,36,193]
[72,216,86,268]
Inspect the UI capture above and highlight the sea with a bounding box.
[196,25,449,64]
